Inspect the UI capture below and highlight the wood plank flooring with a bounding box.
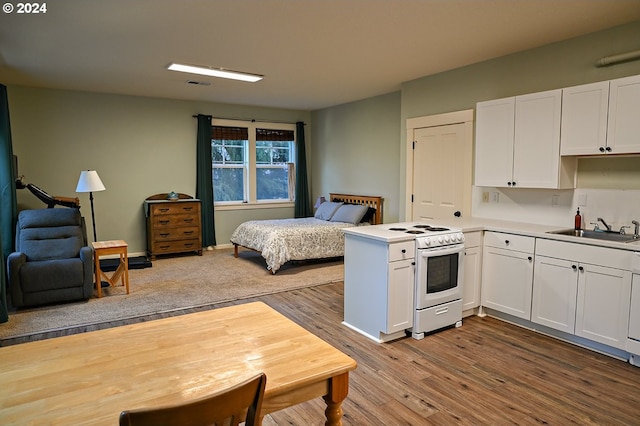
[11,281,640,424]
[217,282,640,425]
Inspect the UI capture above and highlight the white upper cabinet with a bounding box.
[560,81,610,155]
[474,97,515,187]
[607,74,640,154]
[475,89,576,189]
[560,74,640,156]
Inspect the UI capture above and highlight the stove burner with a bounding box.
[388,227,407,231]
[405,230,425,234]
[413,225,450,232]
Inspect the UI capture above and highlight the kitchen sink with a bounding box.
[547,228,640,243]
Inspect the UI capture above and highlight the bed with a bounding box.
[230,193,383,273]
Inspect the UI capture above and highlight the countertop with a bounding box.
[345,217,640,252]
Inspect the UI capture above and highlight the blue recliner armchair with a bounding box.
[8,208,94,307]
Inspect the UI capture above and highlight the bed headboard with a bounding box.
[329,193,383,225]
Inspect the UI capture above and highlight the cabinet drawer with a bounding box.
[150,202,199,216]
[389,241,415,262]
[153,226,200,241]
[535,238,632,270]
[153,214,199,227]
[152,239,200,254]
[484,231,534,253]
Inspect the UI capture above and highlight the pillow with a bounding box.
[314,201,343,220]
[360,207,376,223]
[330,204,369,224]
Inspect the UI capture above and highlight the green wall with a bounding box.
[310,92,401,222]
[8,86,310,254]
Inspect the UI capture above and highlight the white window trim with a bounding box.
[212,118,296,208]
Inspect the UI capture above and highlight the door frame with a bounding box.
[405,109,474,221]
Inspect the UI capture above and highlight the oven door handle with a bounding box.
[417,244,464,259]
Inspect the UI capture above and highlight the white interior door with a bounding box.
[412,123,467,220]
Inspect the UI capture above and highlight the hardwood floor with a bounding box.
[217,282,640,426]
[11,280,639,424]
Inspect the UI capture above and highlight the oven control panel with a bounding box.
[415,232,465,249]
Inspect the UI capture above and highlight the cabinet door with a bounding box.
[575,264,632,350]
[387,258,415,333]
[608,74,640,154]
[629,274,640,341]
[474,97,515,187]
[513,89,562,188]
[481,246,534,320]
[532,256,578,333]
[462,245,481,312]
[560,81,610,155]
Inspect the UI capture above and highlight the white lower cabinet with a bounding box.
[532,256,578,334]
[462,231,482,313]
[387,258,415,333]
[343,234,415,342]
[576,264,631,349]
[533,239,632,350]
[481,232,535,320]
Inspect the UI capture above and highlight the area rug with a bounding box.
[0,248,344,345]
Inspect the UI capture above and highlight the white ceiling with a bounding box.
[1,0,640,110]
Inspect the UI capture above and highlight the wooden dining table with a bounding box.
[0,301,357,425]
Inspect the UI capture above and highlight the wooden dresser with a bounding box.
[145,193,202,260]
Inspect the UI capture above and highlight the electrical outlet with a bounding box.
[552,195,560,207]
[491,192,499,203]
[482,192,489,203]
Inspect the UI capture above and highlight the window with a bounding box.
[212,120,296,205]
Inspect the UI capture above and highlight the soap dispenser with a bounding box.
[574,207,582,231]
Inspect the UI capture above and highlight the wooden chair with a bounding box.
[119,373,266,426]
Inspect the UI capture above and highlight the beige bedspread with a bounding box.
[230,217,361,273]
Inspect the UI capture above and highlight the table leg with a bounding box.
[323,372,349,426]
[123,250,129,294]
[94,249,102,298]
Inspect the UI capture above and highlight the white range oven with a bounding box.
[411,225,465,339]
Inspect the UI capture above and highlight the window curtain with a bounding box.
[0,84,16,323]
[196,114,216,247]
[294,121,312,217]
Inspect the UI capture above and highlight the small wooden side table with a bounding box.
[92,240,130,298]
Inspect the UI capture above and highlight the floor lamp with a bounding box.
[76,170,106,242]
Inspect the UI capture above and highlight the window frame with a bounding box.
[212,119,296,210]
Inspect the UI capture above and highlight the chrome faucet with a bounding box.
[633,220,640,239]
[597,217,612,232]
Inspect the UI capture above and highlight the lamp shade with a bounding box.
[76,170,106,193]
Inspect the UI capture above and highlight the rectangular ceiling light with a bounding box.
[167,63,263,82]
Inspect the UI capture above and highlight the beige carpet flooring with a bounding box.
[0,248,343,345]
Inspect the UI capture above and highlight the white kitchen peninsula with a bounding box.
[342,224,416,343]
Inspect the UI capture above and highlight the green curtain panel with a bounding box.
[0,84,17,323]
[196,114,216,247]
[294,121,311,218]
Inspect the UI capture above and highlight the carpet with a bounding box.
[0,248,344,345]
